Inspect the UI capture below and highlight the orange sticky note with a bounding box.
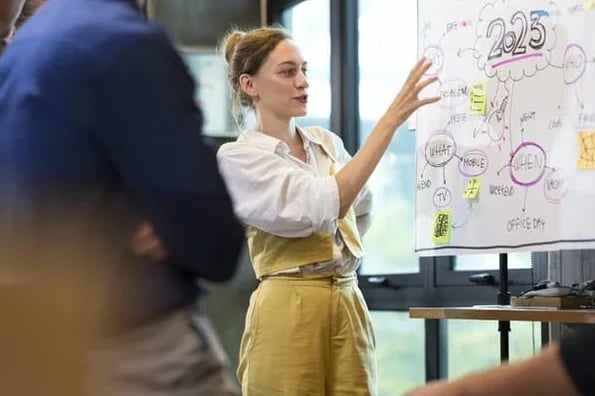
[577,130,595,169]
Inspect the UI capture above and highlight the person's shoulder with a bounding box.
[217,131,280,163]
[217,140,240,154]
[217,135,248,158]
[301,125,345,153]
[90,17,172,67]
[60,0,172,66]
[302,125,342,141]
[13,0,170,69]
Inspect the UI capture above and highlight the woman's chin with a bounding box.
[294,108,308,117]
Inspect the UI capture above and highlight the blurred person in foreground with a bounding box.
[0,0,244,395]
[408,326,594,396]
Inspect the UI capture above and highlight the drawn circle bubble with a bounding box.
[422,45,444,76]
[486,110,506,142]
[438,78,468,109]
[474,118,492,138]
[459,149,489,177]
[563,44,586,85]
[543,169,568,204]
[433,187,452,209]
[509,142,547,187]
[424,132,457,167]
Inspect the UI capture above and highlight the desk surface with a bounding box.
[409,305,595,324]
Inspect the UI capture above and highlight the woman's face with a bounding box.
[247,39,309,121]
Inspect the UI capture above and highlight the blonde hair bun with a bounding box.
[221,30,245,65]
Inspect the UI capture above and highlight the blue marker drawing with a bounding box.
[534,10,549,17]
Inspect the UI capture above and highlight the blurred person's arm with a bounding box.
[407,345,578,396]
[408,325,595,396]
[96,26,243,282]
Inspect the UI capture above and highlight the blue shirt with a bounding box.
[0,0,244,329]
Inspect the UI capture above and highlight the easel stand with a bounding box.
[497,253,510,362]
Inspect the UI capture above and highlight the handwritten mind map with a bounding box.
[415,0,595,256]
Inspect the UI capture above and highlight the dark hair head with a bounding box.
[219,25,292,123]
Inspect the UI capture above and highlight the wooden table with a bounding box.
[410,305,595,363]
[409,305,595,324]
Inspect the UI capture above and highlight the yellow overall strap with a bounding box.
[306,127,364,258]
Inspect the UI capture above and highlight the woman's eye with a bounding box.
[281,69,296,76]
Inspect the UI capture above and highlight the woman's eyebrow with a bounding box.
[277,60,308,68]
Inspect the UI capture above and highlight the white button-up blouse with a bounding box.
[217,126,372,275]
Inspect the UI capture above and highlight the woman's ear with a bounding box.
[239,73,258,99]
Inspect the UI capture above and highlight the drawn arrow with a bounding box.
[452,201,475,229]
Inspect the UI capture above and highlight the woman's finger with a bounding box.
[416,76,439,93]
[418,96,441,107]
[408,58,433,83]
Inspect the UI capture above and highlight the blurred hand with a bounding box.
[383,57,440,129]
[406,380,464,396]
[130,221,169,262]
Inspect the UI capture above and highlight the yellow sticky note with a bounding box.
[584,1,595,10]
[469,81,487,115]
[577,130,595,169]
[432,210,451,244]
[463,177,480,199]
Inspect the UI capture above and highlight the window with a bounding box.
[447,320,539,378]
[358,0,419,275]
[455,252,532,270]
[282,0,331,129]
[373,312,424,395]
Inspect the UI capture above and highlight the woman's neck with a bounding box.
[255,113,306,162]
[255,114,297,145]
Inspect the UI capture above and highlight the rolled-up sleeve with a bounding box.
[218,143,340,237]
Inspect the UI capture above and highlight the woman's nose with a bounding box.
[296,71,309,88]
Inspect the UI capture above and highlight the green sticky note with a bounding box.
[585,1,595,10]
[432,210,451,244]
[463,177,480,199]
[469,81,487,115]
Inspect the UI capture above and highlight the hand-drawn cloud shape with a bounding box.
[473,0,558,82]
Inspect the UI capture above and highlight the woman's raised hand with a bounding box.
[333,58,441,218]
[382,57,440,130]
